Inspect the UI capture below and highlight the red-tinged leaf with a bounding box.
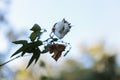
[48,43,66,61]
[55,44,66,51]
[52,52,62,61]
[48,44,55,53]
[48,44,66,53]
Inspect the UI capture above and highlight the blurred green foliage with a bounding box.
[11,41,120,80]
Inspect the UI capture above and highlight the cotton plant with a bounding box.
[0,18,72,68]
[52,18,71,39]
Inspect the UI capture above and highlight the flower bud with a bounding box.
[52,18,71,39]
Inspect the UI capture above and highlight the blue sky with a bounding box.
[9,0,120,49]
[1,0,120,67]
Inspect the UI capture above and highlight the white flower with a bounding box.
[52,18,71,39]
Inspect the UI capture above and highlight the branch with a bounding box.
[0,55,30,67]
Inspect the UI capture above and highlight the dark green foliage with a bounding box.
[40,76,48,80]
[11,40,42,57]
[30,24,41,32]
[11,40,28,57]
[53,38,58,41]
[26,48,41,68]
[30,32,39,41]
[11,46,26,57]
[12,40,28,45]
[11,24,45,68]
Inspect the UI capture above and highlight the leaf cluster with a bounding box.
[11,24,45,68]
[11,24,68,68]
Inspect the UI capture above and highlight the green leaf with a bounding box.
[30,24,41,32]
[11,46,25,57]
[30,32,37,41]
[26,54,35,68]
[34,40,43,46]
[53,38,58,41]
[30,32,40,41]
[26,48,41,68]
[12,40,27,45]
[23,41,42,53]
[34,48,41,63]
[29,40,43,47]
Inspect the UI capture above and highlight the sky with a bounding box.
[1,0,120,67]
[9,0,120,44]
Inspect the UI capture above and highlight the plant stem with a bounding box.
[0,55,30,67]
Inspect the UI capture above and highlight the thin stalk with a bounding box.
[0,55,30,67]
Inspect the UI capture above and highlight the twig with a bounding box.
[0,55,30,67]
